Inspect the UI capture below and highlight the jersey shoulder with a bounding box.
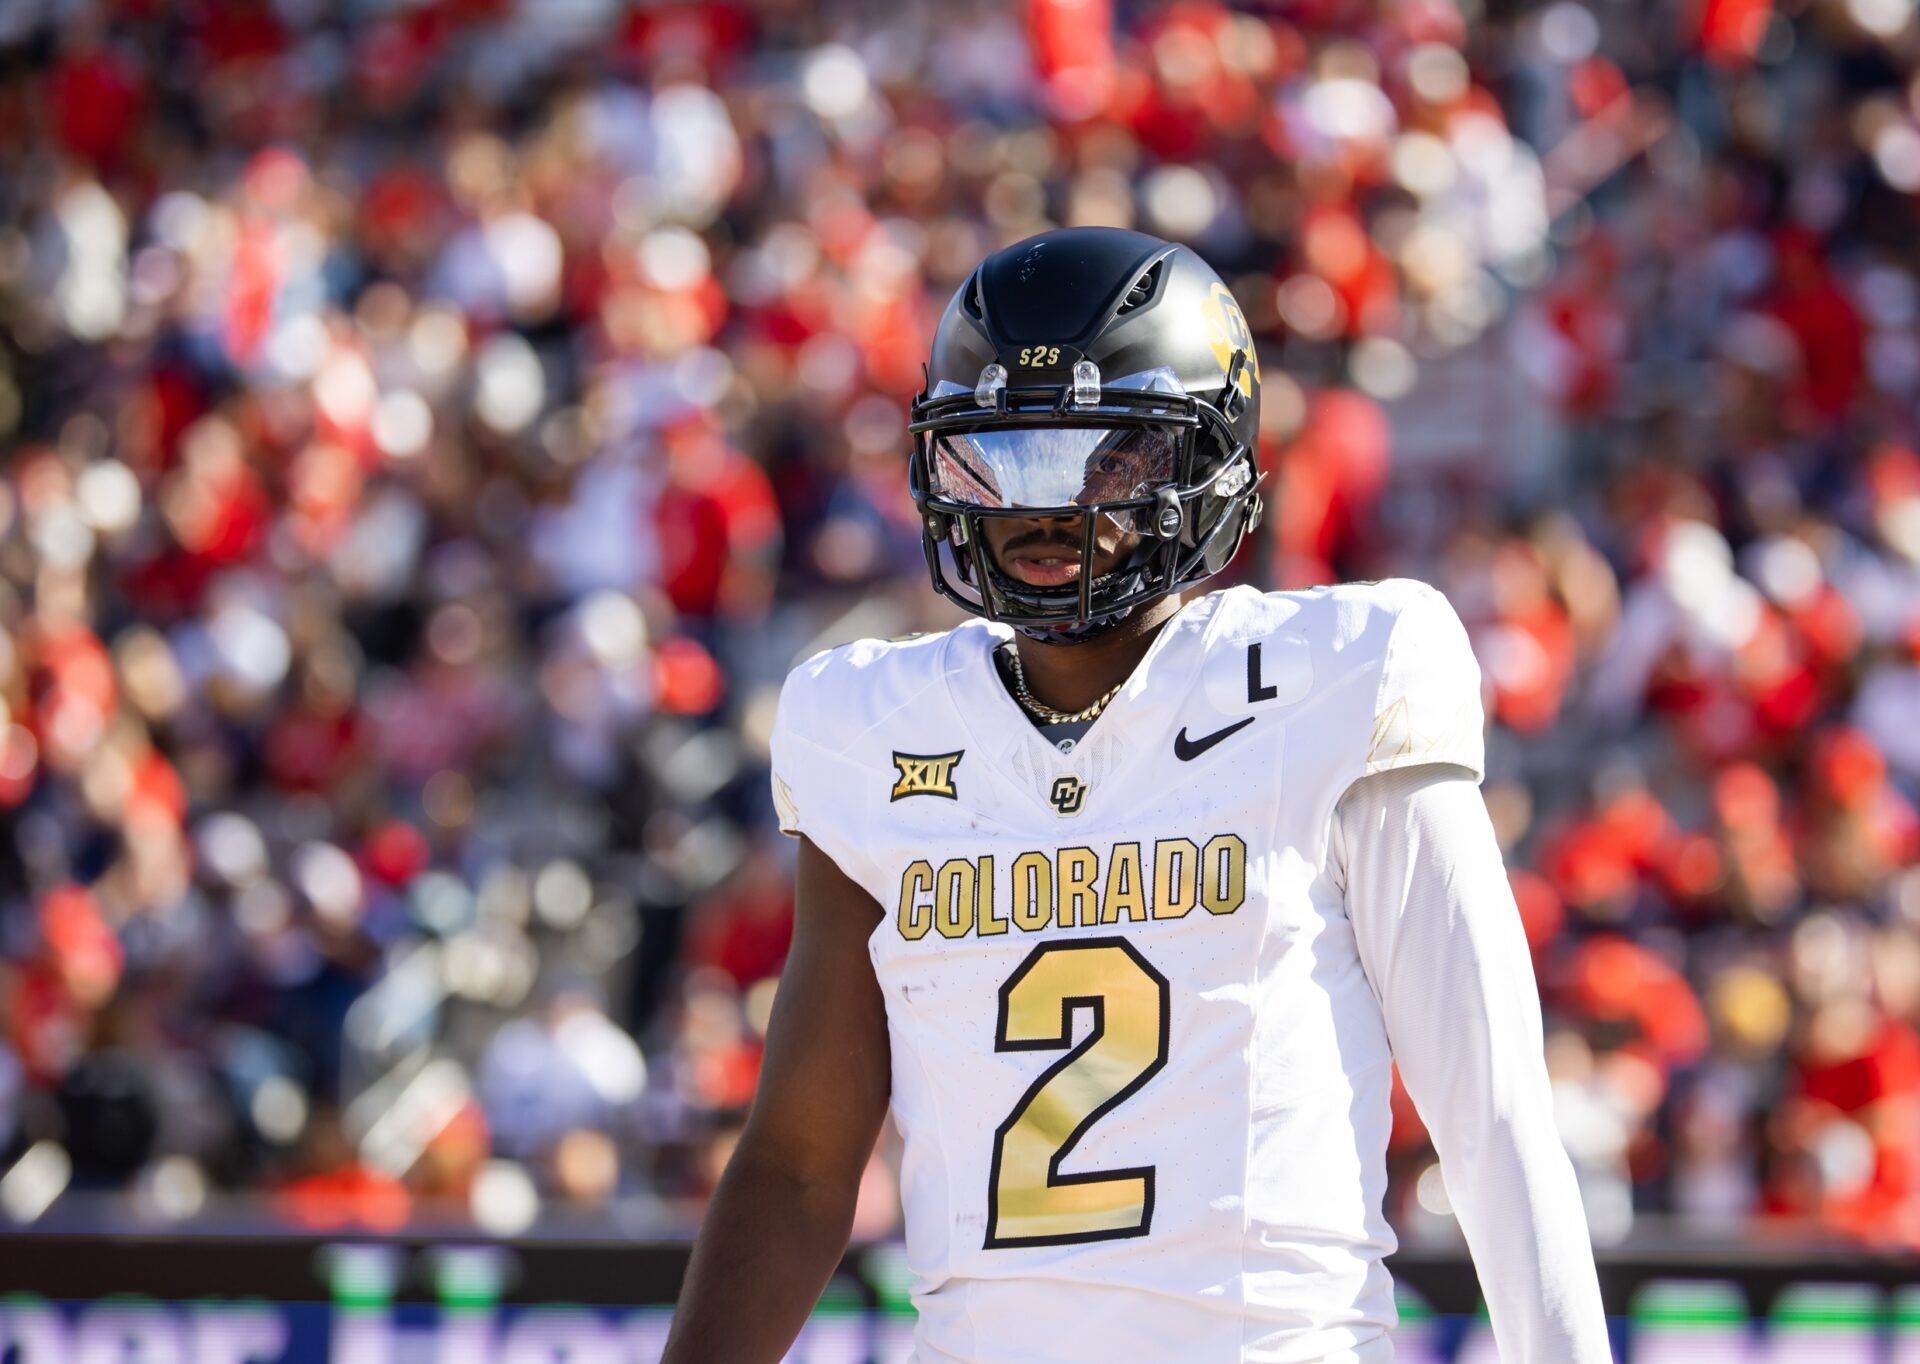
[1220,578,1486,783]
[768,622,985,857]
[772,624,974,761]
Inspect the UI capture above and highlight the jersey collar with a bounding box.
[940,589,1235,825]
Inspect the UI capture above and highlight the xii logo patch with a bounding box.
[891,750,963,801]
[1048,775,1087,816]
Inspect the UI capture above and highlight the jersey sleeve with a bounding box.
[1364,580,1487,784]
[767,654,874,884]
[1337,765,1612,1361]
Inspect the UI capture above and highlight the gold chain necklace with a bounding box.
[1002,645,1121,726]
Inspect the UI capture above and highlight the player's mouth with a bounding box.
[1002,548,1084,587]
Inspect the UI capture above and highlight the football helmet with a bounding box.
[910,227,1263,638]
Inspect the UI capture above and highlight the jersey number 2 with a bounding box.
[985,938,1170,1248]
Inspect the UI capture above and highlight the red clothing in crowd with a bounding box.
[47,40,143,166]
[655,430,782,622]
[1768,232,1864,420]
[1776,1015,1920,1240]
[686,887,795,989]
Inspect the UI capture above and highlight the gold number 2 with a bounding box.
[985,938,1170,1248]
[1016,345,1061,366]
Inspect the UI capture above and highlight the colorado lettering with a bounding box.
[895,835,1248,941]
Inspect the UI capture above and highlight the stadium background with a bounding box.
[4,0,1920,1358]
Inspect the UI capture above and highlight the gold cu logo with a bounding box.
[892,751,963,801]
[1202,281,1258,398]
[1048,775,1087,816]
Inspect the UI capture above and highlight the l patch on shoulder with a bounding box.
[1203,632,1312,716]
[892,750,963,801]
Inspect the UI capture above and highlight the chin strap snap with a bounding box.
[1152,487,1184,539]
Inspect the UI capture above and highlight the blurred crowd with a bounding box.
[2,0,1920,1253]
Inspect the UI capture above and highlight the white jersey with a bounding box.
[769,580,1603,1363]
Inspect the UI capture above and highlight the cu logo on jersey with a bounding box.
[1048,775,1087,816]
[892,750,963,801]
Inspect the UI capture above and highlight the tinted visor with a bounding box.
[929,426,1182,534]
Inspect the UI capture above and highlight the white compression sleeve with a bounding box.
[1335,764,1613,1362]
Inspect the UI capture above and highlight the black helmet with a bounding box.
[909,227,1263,639]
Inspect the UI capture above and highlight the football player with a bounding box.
[663,228,1611,1362]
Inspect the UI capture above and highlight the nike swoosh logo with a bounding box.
[1173,716,1255,762]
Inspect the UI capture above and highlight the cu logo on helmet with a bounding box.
[1203,280,1258,397]
[1049,776,1087,816]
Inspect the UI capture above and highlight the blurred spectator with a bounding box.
[1,0,1920,1254]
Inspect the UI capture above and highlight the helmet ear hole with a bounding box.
[925,511,953,543]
